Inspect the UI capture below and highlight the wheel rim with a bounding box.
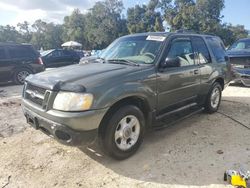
[210,87,220,109]
[17,70,30,83]
[114,115,140,151]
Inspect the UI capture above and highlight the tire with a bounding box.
[204,82,222,113]
[100,105,145,160]
[13,68,31,85]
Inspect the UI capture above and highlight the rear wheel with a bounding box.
[100,105,145,160]
[13,68,31,85]
[204,82,222,113]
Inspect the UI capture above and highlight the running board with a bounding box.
[154,107,204,130]
[156,103,198,121]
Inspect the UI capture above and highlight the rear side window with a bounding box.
[192,37,211,64]
[9,46,36,59]
[0,47,7,59]
[63,50,73,56]
[206,37,226,62]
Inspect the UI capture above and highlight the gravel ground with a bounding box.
[0,83,249,188]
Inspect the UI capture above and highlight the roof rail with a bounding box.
[175,29,197,34]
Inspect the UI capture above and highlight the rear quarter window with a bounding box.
[8,45,37,59]
[206,37,226,62]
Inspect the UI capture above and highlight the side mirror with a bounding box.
[161,57,180,68]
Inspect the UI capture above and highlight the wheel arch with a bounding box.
[98,96,152,139]
[213,77,224,90]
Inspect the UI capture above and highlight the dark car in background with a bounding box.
[41,49,80,68]
[0,42,44,84]
[227,38,250,87]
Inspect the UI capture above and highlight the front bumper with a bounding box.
[22,99,108,145]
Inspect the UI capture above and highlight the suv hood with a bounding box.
[26,62,142,91]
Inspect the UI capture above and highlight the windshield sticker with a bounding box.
[146,35,166,42]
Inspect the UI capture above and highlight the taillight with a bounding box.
[37,57,43,65]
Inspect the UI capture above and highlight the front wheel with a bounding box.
[204,82,222,113]
[100,105,145,160]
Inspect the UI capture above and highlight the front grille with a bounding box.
[25,83,50,108]
[26,84,46,95]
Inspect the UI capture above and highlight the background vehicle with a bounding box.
[41,49,80,68]
[0,42,44,84]
[22,32,231,159]
[227,38,250,87]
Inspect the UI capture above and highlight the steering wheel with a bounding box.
[142,52,155,59]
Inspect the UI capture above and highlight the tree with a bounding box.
[0,25,22,43]
[161,0,224,33]
[17,21,32,43]
[31,20,63,50]
[84,0,127,49]
[62,9,88,48]
[127,0,164,34]
[217,24,249,46]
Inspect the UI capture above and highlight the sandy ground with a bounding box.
[0,82,249,188]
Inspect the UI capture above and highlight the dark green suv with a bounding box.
[22,32,231,159]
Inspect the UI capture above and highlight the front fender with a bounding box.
[94,82,156,111]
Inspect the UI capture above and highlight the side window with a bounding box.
[167,38,195,67]
[192,37,211,64]
[51,50,62,57]
[9,46,34,59]
[63,50,72,56]
[0,47,7,59]
[206,37,226,62]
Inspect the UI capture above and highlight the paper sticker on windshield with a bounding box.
[146,35,166,42]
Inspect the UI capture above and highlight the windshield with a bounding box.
[41,50,53,56]
[229,40,250,51]
[100,35,166,64]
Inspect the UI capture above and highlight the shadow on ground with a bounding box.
[78,96,250,186]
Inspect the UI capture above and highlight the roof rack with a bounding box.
[175,29,197,34]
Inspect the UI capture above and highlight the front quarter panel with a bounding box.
[92,67,157,111]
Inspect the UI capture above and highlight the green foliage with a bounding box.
[84,0,127,49]
[0,0,248,49]
[161,0,248,45]
[127,0,164,34]
[0,25,22,43]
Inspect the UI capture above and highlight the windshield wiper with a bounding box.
[107,59,140,66]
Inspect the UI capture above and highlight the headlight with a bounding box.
[53,92,93,111]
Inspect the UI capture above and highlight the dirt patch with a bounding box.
[0,98,26,138]
[0,85,249,188]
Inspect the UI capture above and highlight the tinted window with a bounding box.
[49,50,62,57]
[63,50,73,56]
[9,46,36,59]
[0,47,6,59]
[229,40,250,50]
[206,37,226,62]
[167,38,195,67]
[192,37,211,64]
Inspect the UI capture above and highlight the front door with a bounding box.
[156,36,201,116]
[0,47,12,82]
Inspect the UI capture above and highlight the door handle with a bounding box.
[194,69,199,75]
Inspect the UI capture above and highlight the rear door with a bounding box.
[157,36,201,116]
[62,50,77,66]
